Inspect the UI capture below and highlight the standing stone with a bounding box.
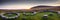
[42,15,48,20]
[33,12,37,15]
[31,12,37,16]
[0,12,20,20]
[57,11,60,14]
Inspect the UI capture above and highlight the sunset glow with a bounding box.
[0,0,60,10]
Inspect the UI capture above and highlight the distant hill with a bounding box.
[30,5,60,11]
[0,5,60,12]
[31,5,54,9]
[31,5,53,9]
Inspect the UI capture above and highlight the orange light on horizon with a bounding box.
[1,4,33,10]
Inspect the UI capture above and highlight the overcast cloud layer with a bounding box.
[0,0,60,9]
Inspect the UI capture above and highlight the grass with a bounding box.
[0,12,60,20]
[4,13,17,17]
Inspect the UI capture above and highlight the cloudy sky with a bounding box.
[0,0,60,9]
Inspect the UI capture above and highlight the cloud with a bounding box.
[0,0,59,9]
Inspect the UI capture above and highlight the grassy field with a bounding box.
[16,12,60,20]
[0,12,60,20]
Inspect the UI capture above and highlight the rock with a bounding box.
[57,11,60,14]
[42,15,48,20]
[0,12,20,20]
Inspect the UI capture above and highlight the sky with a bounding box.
[0,0,60,9]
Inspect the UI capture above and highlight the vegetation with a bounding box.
[0,12,60,20]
